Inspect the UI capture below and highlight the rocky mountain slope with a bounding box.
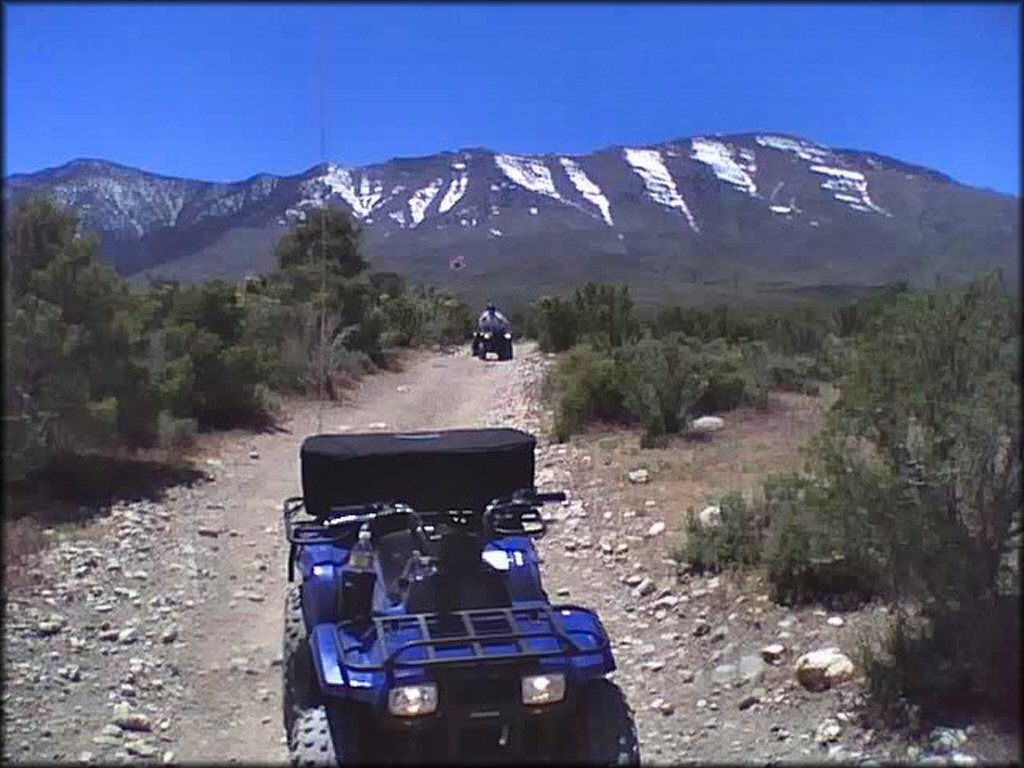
[5,133,1019,304]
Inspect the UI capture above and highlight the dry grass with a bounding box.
[569,390,824,526]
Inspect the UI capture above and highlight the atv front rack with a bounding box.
[336,604,608,672]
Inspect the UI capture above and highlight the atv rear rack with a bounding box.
[337,604,608,672]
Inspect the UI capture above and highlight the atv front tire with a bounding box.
[290,705,356,766]
[283,585,317,741]
[575,679,640,765]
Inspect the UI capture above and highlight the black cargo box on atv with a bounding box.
[300,428,536,518]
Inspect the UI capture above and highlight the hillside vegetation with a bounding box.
[535,275,1021,722]
[2,198,471,487]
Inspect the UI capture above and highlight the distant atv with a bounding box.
[282,429,639,765]
[472,329,513,361]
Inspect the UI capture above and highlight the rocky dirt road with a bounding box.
[2,343,1009,764]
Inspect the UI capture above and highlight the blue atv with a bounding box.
[282,428,639,764]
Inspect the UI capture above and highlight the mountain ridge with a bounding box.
[4,131,1018,306]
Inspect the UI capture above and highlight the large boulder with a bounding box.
[794,646,855,691]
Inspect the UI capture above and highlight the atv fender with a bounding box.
[300,564,343,628]
[308,623,349,697]
[308,624,387,705]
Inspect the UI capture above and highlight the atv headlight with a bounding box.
[388,684,438,716]
[504,333,512,339]
[483,332,493,339]
[521,673,565,705]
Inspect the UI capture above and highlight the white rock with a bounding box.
[647,521,666,537]
[628,469,650,484]
[690,416,725,434]
[827,616,845,627]
[794,647,855,691]
[815,717,843,744]
[633,578,656,598]
[698,505,722,529]
[760,643,787,665]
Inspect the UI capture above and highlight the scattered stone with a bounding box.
[627,469,650,485]
[37,615,66,636]
[690,415,725,434]
[633,578,656,598]
[126,740,158,758]
[624,574,644,588]
[814,717,843,744]
[692,620,711,637]
[248,450,260,460]
[679,669,695,683]
[160,629,178,644]
[738,654,768,683]
[738,690,763,710]
[556,587,570,597]
[117,628,138,644]
[112,705,152,732]
[649,698,675,715]
[197,527,220,538]
[698,505,722,529]
[57,664,82,682]
[827,616,845,627]
[709,624,729,643]
[795,647,855,691]
[760,643,787,665]
[646,521,666,537]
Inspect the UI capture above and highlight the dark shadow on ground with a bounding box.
[5,453,208,526]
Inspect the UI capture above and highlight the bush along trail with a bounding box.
[1,342,1014,764]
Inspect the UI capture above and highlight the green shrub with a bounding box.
[534,282,639,353]
[676,491,767,572]
[547,346,625,442]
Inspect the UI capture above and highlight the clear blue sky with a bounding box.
[4,3,1020,195]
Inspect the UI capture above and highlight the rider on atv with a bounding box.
[477,302,510,334]
[472,302,514,360]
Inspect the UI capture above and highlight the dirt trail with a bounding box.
[173,345,537,762]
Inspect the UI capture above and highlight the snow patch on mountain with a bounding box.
[560,157,614,226]
[495,154,562,202]
[755,135,830,164]
[811,165,890,216]
[690,138,757,197]
[408,179,443,226]
[623,148,699,232]
[301,166,384,219]
[438,174,469,214]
